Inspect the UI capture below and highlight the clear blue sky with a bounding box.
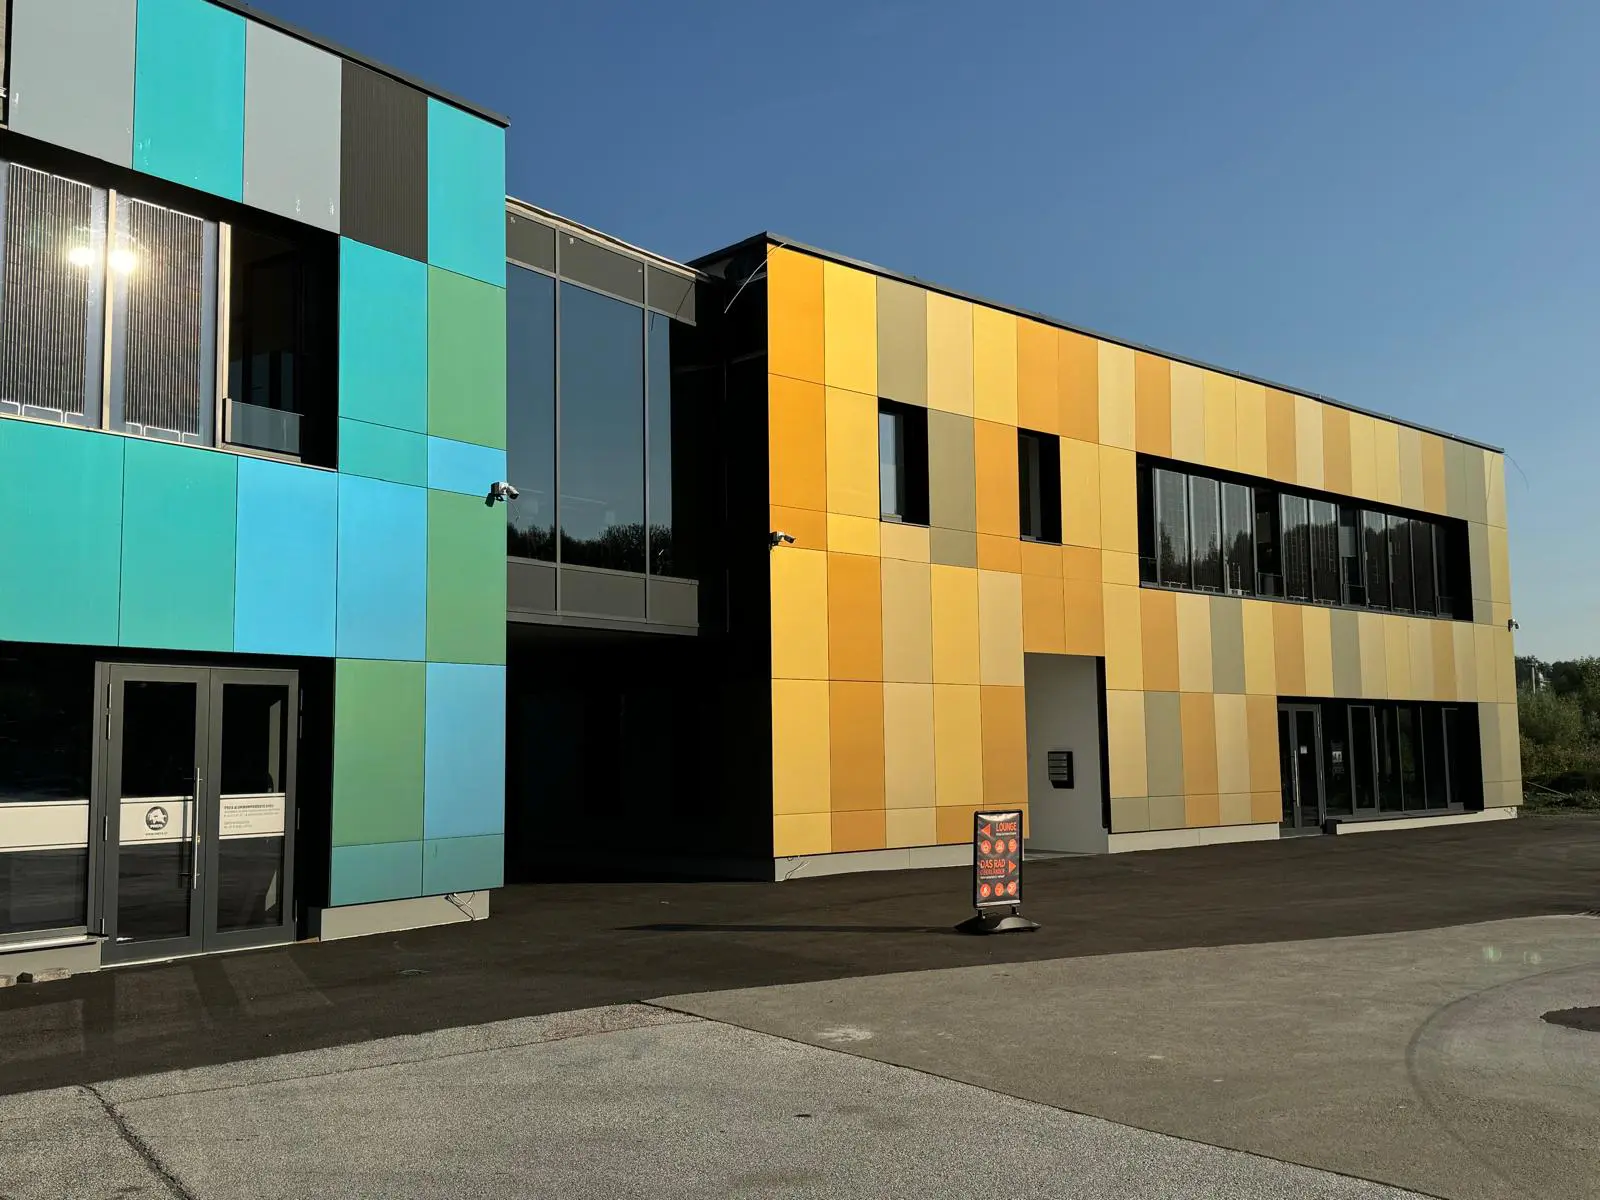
[269,0,1598,660]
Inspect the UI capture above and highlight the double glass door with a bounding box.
[1278,703,1324,833]
[97,665,297,963]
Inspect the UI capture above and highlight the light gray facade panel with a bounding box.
[244,24,341,232]
[560,565,646,620]
[8,0,137,168]
[507,212,555,272]
[508,559,557,613]
[926,410,976,532]
[648,578,699,628]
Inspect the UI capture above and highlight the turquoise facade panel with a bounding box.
[0,421,124,646]
[423,663,505,839]
[422,835,504,896]
[119,439,237,651]
[234,457,337,657]
[427,436,506,497]
[335,474,426,661]
[341,418,428,487]
[132,0,247,200]
[426,100,506,287]
[330,840,423,906]
[339,240,429,433]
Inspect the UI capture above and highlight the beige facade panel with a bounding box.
[1372,419,1401,506]
[1384,616,1412,699]
[1213,693,1251,796]
[880,558,933,683]
[1474,623,1497,702]
[1175,592,1214,693]
[1408,618,1435,702]
[1148,793,1187,831]
[1097,341,1136,450]
[1443,438,1469,519]
[925,291,974,416]
[1106,689,1149,800]
[1347,412,1377,502]
[1464,446,1490,524]
[1358,611,1388,699]
[1488,525,1511,607]
[1099,447,1139,555]
[1452,620,1478,702]
[1209,596,1246,695]
[1468,522,1491,607]
[1234,381,1269,478]
[1486,453,1508,529]
[1301,604,1334,697]
[1202,371,1238,472]
[926,410,977,533]
[1397,426,1425,512]
[1110,795,1150,833]
[885,806,937,848]
[977,570,1025,686]
[1169,361,1206,463]
[1294,393,1324,491]
[1330,608,1362,696]
[929,526,978,568]
[882,682,936,809]
[880,521,930,563]
[1144,691,1185,798]
[876,277,927,407]
[827,513,878,557]
[1241,598,1277,695]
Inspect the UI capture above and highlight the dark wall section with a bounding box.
[339,62,427,261]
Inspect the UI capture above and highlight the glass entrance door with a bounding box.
[99,665,297,963]
[1277,703,1325,833]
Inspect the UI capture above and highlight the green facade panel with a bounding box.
[426,490,507,665]
[339,417,429,487]
[331,658,426,847]
[427,267,507,450]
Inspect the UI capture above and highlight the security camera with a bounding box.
[769,531,796,548]
[485,481,519,507]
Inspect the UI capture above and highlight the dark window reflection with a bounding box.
[1189,475,1222,590]
[560,282,644,572]
[1388,514,1414,612]
[1221,482,1253,595]
[1155,468,1189,586]
[216,684,288,931]
[1350,705,1376,810]
[506,266,556,561]
[1412,516,1437,616]
[647,312,676,577]
[1310,499,1340,603]
[1377,705,1403,812]
[1137,463,1157,583]
[116,681,198,943]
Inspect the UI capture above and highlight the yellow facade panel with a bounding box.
[772,678,830,815]
[933,683,984,808]
[977,569,1025,686]
[1181,692,1219,798]
[972,305,1018,427]
[1105,688,1148,799]
[1097,341,1136,450]
[1348,412,1378,502]
[1019,540,1060,577]
[1384,615,1412,699]
[931,565,981,684]
[880,557,933,684]
[829,680,885,812]
[1474,623,1496,702]
[831,809,886,853]
[1421,434,1448,515]
[824,386,879,518]
[1294,393,1324,490]
[1016,319,1059,433]
[1372,418,1401,505]
[1202,371,1238,472]
[1140,588,1180,692]
[827,552,882,682]
[774,813,831,857]
[822,261,877,396]
[772,548,829,679]
[974,418,1021,538]
[1273,602,1306,696]
[827,513,879,557]
[1063,578,1105,657]
[770,504,826,551]
[885,806,937,848]
[767,247,824,385]
[925,291,974,416]
[1133,352,1172,457]
[976,533,1022,573]
[1021,571,1067,654]
[1213,692,1251,796]
[880,521,930,562]
[1219,792,1253,826]
[1101,550,1139,587]
[1240,598,1277,695]
[1408,618,1435,702]
[980,684,1029,807]
[1265,388,1297,484]
[1062,438,1102,548]
[1103,583,1144,691]
[1058,330,1099,443]
[1398,426,1425,512]
[1488,525,1511,607]
[1175,592,1213,693]
[1322,405,1353,497]
[1169,361,1205,464]
[1098,446,1139,555]
[883,682,936,809]
[1301,603,1334,697]
[1486,453,1508,529]
[768,374,826,513]
[1453,621,1478,701]
[1245,693,1280,793]
[1234,381,1269,477]
[1494,627,1516,703]
[1432,619,1457,701]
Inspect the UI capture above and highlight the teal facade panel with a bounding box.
[339,239,429,433]
[330,840,423,906]
[341,418,429,487]
[335,474,427,661]
[0,422,124,646]
[426,100,506,287]
[427,435,506,497]
[423,663,505,839]
[422,835,504,896]
[132,0,247,201]
[119,440,238,651]
[234,457,337,657]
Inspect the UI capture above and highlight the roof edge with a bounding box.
[696,232,1503,456]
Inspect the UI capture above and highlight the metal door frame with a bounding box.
[1278,702,1326,832]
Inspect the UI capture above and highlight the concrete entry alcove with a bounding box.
[1023,653,1107,853]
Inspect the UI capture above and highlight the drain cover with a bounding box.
[1541,1007,1600,1032]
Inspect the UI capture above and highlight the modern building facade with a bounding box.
[0,1,1521,976]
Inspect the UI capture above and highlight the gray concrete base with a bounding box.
[0,937,101,983]
[774,842,971,880]
[313,892,492,942]
[1333,807,1517,835]
[1107,821,1280,853]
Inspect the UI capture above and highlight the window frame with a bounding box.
[1016,427,1062,544]
[877,398,929,526]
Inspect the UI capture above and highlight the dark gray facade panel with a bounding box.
[646,266,695,324]
[339,61,426,261]
[648,578,699,628]
[928,527,978,569]
[244,24,341,232]
[508,559,557,613]
[506,212,555,272]
[8,0,137,168]
[560,565,646,620]
[1144,691,1185,798]
[559,233,644,302]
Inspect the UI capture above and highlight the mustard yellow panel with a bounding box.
[822,261,877,396]
[1322,406,1352,497]
[1097,341,1136,450]
[980,684,1028,806]
[1474,623,1496,701]
[1498,702,1521,782]
[1348,412,1378,502]
[774,812,831,857]
[1372,419,1401,505]
[1241,598,1277,695]
[1358,611,1389,699]
[1273,603,1306,695]
[1022,572,1066,654]
[1486,453,1508,529]
[880,521,930,562]
[767,248,824,385]
[1020,540,1060,578]
[830,680,885,812]
[883,682,936,808]
[1421,434,1447,515]
[1397,426,1425,512]
[1101,549,1139,587]
[885,806,936,848]
[1245,693,1280,792]
[1063,545,1100,582]
[1265,389,1297,484]
[770,504,826,551]
[1384,616,1412,699]
[827,552,882,682]
[972,305,1018,427]
[824,386,878,519]
[1452,621,1478,702]
[1301,604,1333,696]
[1294,394,1324,491]
[1103,583,1144,690]
[771,548,829,679]
[977,569,1025,686]
[1105,688,1148,799]
[1175,592,1213,693]
[1064,578,1105,657]
[831,809,886,853]
[880,557,933,684]
[931,565,981,684]
[1491,601,1511,632]
[1099,447,1139,555]
[772,678,830,815]
[1062,438,1102,549]
[827,513,879,557]
[936,804,985,844]
[1431,619,1457,701]
[1133,352,1171,457]
[1494,627,1517,703]
[1250,791,1280,824]
[1181,692,1219,798]
[933,684,984,808]
[1488,525,1510,606]
[1202,371,1237,472]
[1016,319,1059,433]
[1058,330,1099,442]
[1169,361,1205,464]
[926,291,974,416]
[1213,692,1251,795]
[1140,588,1179,692]
[977,533,1021,574]
[1403,618,1431,701]
[1185,793,1221,829]
[769,374,826,513]
[973,419,1020,538]
[1234,381,1269,477]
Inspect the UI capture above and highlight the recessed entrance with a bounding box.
[1278,703,1325,833]
[97,664,298,964]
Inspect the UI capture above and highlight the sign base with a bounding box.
[955,910,1040,935]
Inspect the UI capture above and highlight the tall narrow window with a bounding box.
[1281,494,1311,601]
[878,400,928,524]
[1339,506,1365,605]
[1138,462,1158,584]
[1189,476,1222,590]
[1221,482,1254,595]
[1388,514,1414,612]
[1411,517,1437,615]
[1155,468,1190,587]
[1422,707,1449,808]
[224,226,311,458]
[1017,429,1061,543]
[1397,705,1421,808]
[879,408,904,518]
[1377,705,1403,812]
[506,265,556,561]
[1363,511,1390,609]
[1254,490,1283,596]
[1310,499,1340,603]
[1349,705,1377,811]
[1323,708,1353,816]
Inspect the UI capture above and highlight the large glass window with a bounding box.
[1254,489,1283,596]
[224,225,321,459]
[1155,468,1190,587]
[506,266,556,561]
[1323,709,1353,816]
[1339,506,1365,606]
[1363,511,1390,609]
[1388,514,1414,613]
[1281,494,1311,601]
[1017,429,1062,543]
[1377,706,1403,812]
[1310,499,1339,604]
[1397,705,1421,808]
[1411,516,1437,616]
[1349,705,1377,811]
[646,312,677,577]
[1189,475,1222,591]
[1222,482,1253,595]
[559,282,645,572]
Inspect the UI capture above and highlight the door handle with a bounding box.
[192,767,203,891]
